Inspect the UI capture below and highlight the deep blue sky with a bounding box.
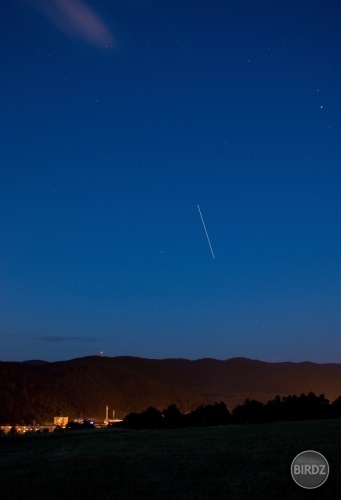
[1,0,340,362]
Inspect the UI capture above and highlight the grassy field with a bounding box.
[1,419,340,499]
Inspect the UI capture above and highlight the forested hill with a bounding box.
[1,355,341,424]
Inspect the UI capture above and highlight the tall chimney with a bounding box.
[105,405,108,423]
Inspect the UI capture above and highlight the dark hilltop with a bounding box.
[1,355,341,424]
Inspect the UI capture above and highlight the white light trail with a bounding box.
[197,205,215,260]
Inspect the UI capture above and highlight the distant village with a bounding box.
[0,406,122,434]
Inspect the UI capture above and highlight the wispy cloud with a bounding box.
[34,0,116,48]
[36,335,97,343]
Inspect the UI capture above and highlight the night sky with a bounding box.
[1,0,340,363]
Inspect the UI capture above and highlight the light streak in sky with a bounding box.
[197,205,215,260]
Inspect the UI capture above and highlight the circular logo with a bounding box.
[291,450,329,489]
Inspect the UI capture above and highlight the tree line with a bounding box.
[120,392,341,429]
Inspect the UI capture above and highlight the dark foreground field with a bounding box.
[1,420,341,499]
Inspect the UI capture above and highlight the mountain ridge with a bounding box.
[1,355,341,424]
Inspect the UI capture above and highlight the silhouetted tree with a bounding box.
[331,396,341,418]
[123,412,141,429]
[185,405,206,426]
[280,392,330,420]
[300,392,330,419]
[163,404,184,428]
[185,402,231,426]
[212,402,232,425]
[281,394,298,420]
[266,395,283,421]
[203,402,231,426]
[232,399,268,424]
[123,407,163,429]
[140,407,163,429]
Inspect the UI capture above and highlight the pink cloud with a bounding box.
[35,0,116,49]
